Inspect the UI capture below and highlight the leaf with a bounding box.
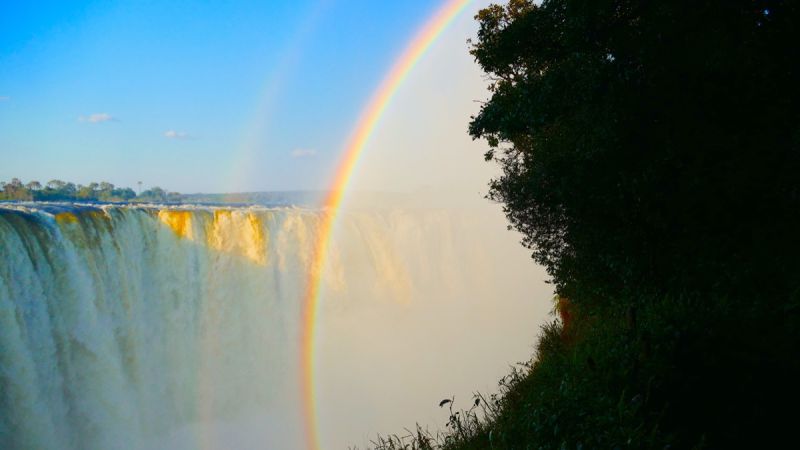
[439,399,452,408]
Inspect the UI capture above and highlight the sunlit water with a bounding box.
[0,202,550,449]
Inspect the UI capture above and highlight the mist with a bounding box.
[313,2,553,446]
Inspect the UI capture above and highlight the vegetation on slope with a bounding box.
[371,1,800,448]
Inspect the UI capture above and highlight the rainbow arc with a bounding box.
[298,1,473,449]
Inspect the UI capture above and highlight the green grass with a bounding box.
[366,294,800,449]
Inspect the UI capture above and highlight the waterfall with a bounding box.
[0,202,549,449]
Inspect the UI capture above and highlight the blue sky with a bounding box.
[0,0,490,193]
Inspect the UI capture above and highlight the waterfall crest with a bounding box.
[0,203,549,449]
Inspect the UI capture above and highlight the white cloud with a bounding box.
[79,113,115,123]
[290,148,317,158]
[164,130,189,139]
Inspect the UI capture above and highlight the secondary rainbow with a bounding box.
[298,0,473,449]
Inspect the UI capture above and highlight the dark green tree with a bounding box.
[63,182,77,196]
[140,186,168,202]
[112,187,136,200]
[46,179,66,190]
[373,3,800,449]
[470,0,800,302]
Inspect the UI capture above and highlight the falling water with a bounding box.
[0,202,549,449]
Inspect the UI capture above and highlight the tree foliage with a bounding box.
[1,178,162,202]
[372,2,800,449]
[469,0,800,302]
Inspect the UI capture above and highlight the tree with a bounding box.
[2,178,167,202]
[97,181,115,201]
[47,179,66,190]
[469,0,800,301]
[99,181,114,193]
[2,178,31,200]
[113,187,136,200]
[140,186,167,202]
[76,184,94,199]
[459,4,800,449]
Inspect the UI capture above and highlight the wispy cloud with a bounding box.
[79,113,115,123]
[291,148,317,158]
[164,130,190,139]
[0,96,9,101]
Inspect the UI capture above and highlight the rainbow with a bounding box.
[298,0,473,448]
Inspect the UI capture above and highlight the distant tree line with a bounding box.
[0,178,182,203]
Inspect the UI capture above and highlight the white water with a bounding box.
[0,202,550,449]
